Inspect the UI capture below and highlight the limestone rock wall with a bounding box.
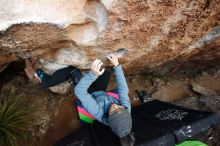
[0,0,220,74]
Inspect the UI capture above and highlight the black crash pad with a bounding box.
[133,100,220,142]
[92,114,176,146]
[54,100,220,146]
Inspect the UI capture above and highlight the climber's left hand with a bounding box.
[91,59,105,77]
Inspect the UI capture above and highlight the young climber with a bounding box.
[74,54,135,146]
[25,54,135,146]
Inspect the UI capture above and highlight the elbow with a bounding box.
[74,84,89,101]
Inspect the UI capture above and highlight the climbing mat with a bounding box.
[132,100,220,144]
[54,100,220,146]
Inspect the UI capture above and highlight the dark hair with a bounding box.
[120,132,135,146]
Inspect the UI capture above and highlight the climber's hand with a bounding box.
[107,54,119,67]
[91,59,105,77]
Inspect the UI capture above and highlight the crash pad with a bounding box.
[133,100,220,142]
[55,100,220,146]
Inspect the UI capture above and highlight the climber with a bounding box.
[25,53,135,146]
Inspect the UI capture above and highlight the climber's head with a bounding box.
[108,104,134,146]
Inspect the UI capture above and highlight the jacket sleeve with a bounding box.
[113,65,131,113]
[74,71,103,120]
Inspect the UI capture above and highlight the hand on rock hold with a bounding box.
[91,59,105,77]
[107,54,119,67]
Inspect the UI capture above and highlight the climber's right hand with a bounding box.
[91,59,105,77]
[107,53,119,67]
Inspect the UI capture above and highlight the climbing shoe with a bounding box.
[35,69,45,82]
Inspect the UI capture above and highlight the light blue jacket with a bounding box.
[74,65,131,125]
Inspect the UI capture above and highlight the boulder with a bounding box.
[151,81,194,102]
[191,72,220,96]
[0,0,219,80]
[191,82,218,96]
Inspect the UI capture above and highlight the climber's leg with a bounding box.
[70,67,83,86]
[37,66,77,89]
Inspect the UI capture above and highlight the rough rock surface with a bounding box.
[0,0,219,76]
[191,82,218,96]
[151,81,194,102]
[192,72,220,95]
